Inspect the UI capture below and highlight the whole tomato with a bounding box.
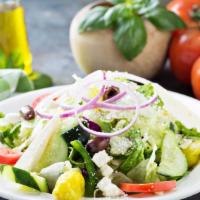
[191,57,200,99]
[169,29,200,84]
[167,0,200,28]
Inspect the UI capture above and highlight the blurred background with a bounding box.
[0,0,198,99]
[23,0,193,94]
[23,0,170,84]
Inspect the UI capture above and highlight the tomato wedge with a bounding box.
[0,147,22,165]
[120,181,176,193]
[31,93,50,109]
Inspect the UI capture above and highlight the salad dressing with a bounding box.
[0,0,32,74]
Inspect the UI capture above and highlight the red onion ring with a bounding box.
[104,91,127,103]
[36,86,105,119]
[81,71,158,111]
[82,91,127,105]
[36,71,158,126]
[75,80,139,137]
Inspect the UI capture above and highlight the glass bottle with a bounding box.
[0,0,32,74]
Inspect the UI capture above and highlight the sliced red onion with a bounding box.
[36,71,157,123]
[83,117,102,132]
[82,91,127,104]
[36,86,105,119]
[104,91,127,103]
[81,71,158,111]
[75,80,139,137]
[76,105,138,138]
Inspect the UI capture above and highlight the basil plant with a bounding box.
[79,0,185,61]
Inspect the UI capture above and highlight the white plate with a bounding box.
[0,86,200,200]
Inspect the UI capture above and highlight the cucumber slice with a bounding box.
[32,173,49,192]
[1,165,15,182]
[16,118,68,173]
[34,131,68,172]
[158,130,188,177]
[0,165,48,192]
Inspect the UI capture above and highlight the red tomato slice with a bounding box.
[0,147,22,165]
[32,93,50,109]
[120,181,176,193]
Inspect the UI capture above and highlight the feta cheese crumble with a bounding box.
[97,177,124,197]
[100,164,113,177]
[92,150,112,168]
[110,136,132,155]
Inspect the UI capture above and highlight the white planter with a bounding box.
[70,2,171,79]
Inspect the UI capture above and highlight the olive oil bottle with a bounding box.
[0,0,32,74]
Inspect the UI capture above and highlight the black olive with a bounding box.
[62,124,90,145]
[20,105,35,120]
[103,86,120,100]
[86,137,110,154]
[81,168,88,178]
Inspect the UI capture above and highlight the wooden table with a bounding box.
[0,0,198,199]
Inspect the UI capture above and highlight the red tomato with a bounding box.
[169,28,200,84]
[191,57,200,99]
[31,93,50,109]
[0,147,21,165]
[167,0,200,28]
[120,181,176,193]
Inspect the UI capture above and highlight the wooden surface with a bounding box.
[0,0,199,199]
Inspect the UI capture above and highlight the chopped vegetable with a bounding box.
[182,140,200,168]
[119,141,144,174]
[120,181,176,193]
[71,140,97,197]
[62,124,90,145]
[0,147,21,165]
[0,71,200,198]
[176,121,200,138]
[40,161,72,191]
[0,165,48,192]
[15,118,67,172]
[158,130,188,177]
[52,168,85,200]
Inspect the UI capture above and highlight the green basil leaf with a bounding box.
[79,6,110,33]
[114,15,147,61]
[133,0,159,15]
[106,0,125,5]
[146,7,186,31]
[104,5,125,26]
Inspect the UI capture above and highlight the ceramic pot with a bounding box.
[70,2,171,79]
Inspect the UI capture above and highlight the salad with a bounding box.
[0,70,200,200]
